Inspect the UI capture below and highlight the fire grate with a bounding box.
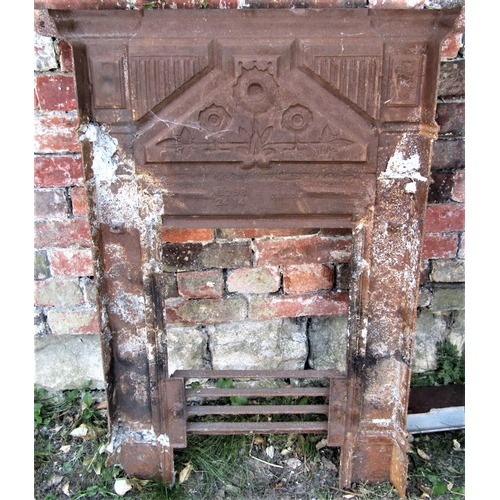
[44,6,462,497]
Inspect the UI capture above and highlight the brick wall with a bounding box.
[34,1,465,389]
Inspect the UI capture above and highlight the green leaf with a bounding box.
[432,480,448,496]
[230,396,249,406]
[217,378,234,389]
[83,391,93,408]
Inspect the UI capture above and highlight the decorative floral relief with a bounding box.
[151,64,365,167]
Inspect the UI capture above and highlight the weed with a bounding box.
[412,339,465,387]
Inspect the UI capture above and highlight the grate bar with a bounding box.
[187,420,329,435]
[173,369,342,379]
[185,386,329,399]
[186,404,329,417]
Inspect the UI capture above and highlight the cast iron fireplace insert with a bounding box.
[46,6,461,497]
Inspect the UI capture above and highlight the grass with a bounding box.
[34,386,465,499]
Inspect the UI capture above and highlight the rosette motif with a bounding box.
[198,104,232,133]
[281,105,313,133]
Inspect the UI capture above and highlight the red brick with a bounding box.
[215,228,318,239]
[227,267,280,294]
[431,139,464,170]
[58,39,74,72]
[34,219,92,248]
[49,248,94,277]
[421,233,458,260]
[436,101,465,137]
[177,270,224,299]
[248,292,348,321]
[283,264,333,294]
[35,75,77,111]
[441,33,463,59]
[69,186,89,216]
[255,235,352,266]
[452,171,465,203]
[161,228,213,243]
[425,204,465,233]
[34,113,80,153]
[166,297,247,326]
[34,156,84,187]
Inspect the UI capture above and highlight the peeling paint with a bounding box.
[380,135,427,183]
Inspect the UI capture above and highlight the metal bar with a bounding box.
[187,421,328,435]
[186,404,329,417]
[173,369,342,380]
[185,387,330,399]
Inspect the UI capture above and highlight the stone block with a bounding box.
[307,315,348,373]
[34,307,47,336]
[177,270,224,299]
[208,318,308,371]
[35,250,51,280]
[34,334,105,390]
[166,297,248,326]
[429,286,465,311]
[46,307,100,335]
[430,259,465,283]
[166,326,209,376]
[34,188,68,219]
[457,232,465,259]
[34,279,84,307]
[412,310,448,372]
[283,264,333,294]
[448,310,465,354]
[34,33,57,71]
[227,267,280,294]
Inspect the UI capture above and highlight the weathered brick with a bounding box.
[34,156,84,187]
[227,267,280,294]
[34,113,80,153]
[425,204,465,233]
[283,264,333,294]
[163,273,178,298]
[431,139,464,170]
[57,39,74,72]
[412,310,448,372]
[452,170,465,203]
[161,228,213,243]
[428,173,454,204]
[255,235,352,266]
[429,286,465,311]
[49,248,94,277]
[248,292,348,321]
[34,188,68,219]
[335,263,351,290]
[441,33,463,59]
[163,241,252,272]
[35,250,51,280]
[419,259,430,287]
[81,277,97,304]
[430,259,465,283]
[215,228,318,239]
[46,307,100,335]
[422,233,458,259]
[34,219,92,248]
[166,297,247,326]
[438,59,465,98]
[34,279,84,307]
[69,186,89,216]
[177,270,224,299]
[35,74,77,111]
[34,307,48,336]
[436,101,465,136]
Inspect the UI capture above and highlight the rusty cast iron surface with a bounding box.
[46,7,461,497]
